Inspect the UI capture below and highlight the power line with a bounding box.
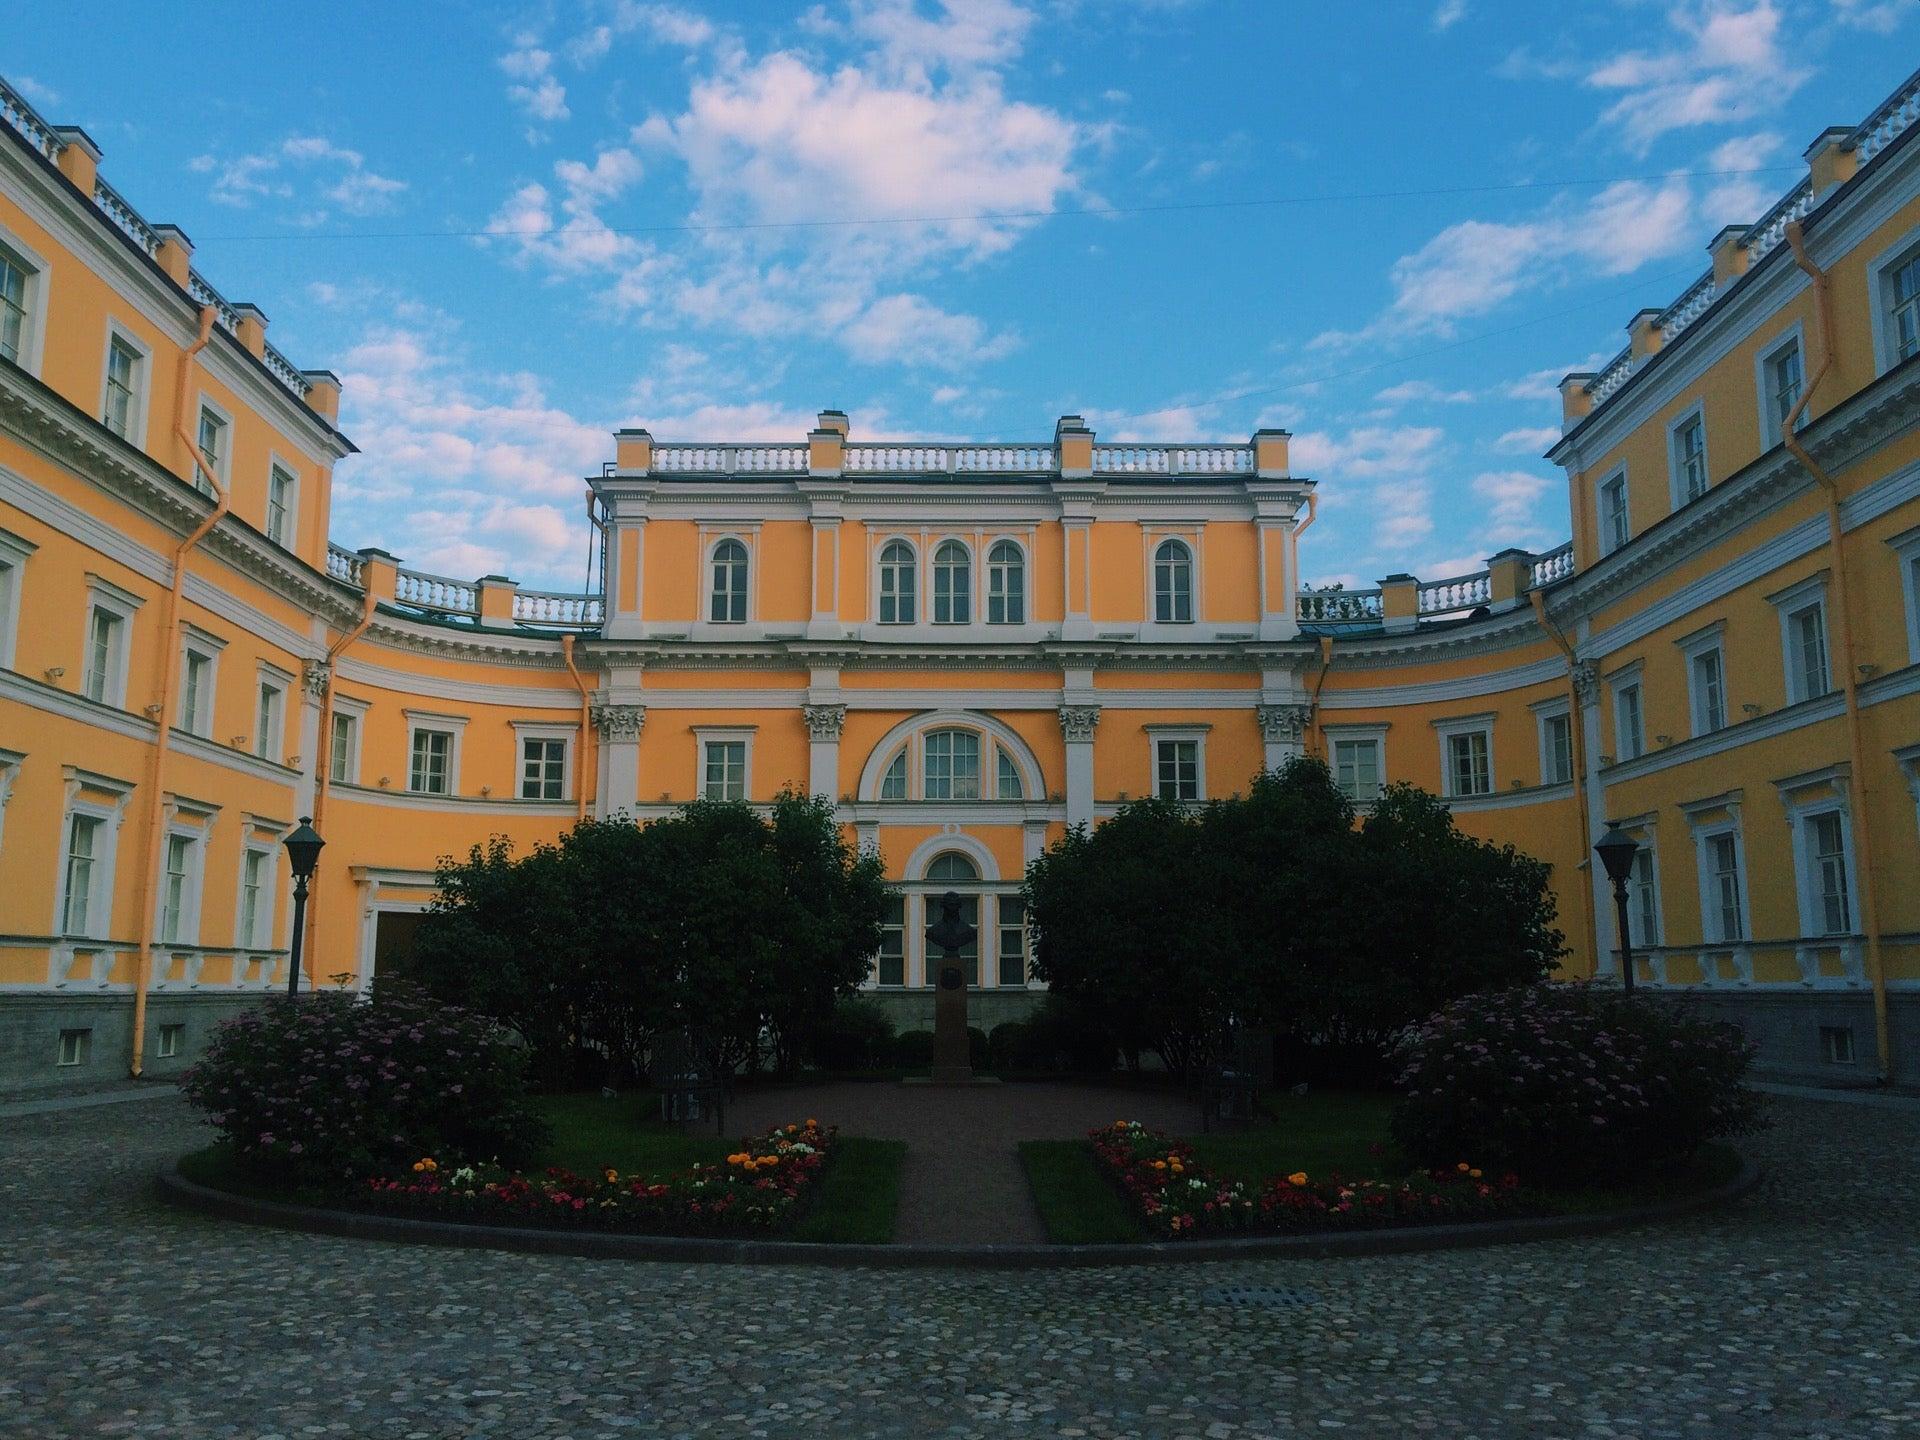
[193,166,1802,243]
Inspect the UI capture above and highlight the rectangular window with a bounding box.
[157,1022,184,1060]
[62,814,100,935]
[1891,247,1920,366]
[1673,414,1708,503]
[702,740,747,802]
[1786,602,1830,704]
[1155,738,1199,801]
[255,681,283,760]
[1600,473,1630,553]
[104,335,142,439]
[239,848,267,949]
[1614,681,1644,761]
[1810,812,1851,935]
[57,1028,91,1067]
[923,730,981,801]
[1541,711,1574,785]
[0,245,31,364]
[1820,1026,1855,1065]
[84,606,123,704]
[409,728,452,794]
[0,554,17,669]
[1708,832,1744,942]
[997,897,1027,987]
[1629,848,1659,947]
[520,737,567,800]
[266,465,295,547]
[159,832,192,944]
[1446,730,1492,797]
[1764,339,1803,443]
[180,648,213,737]
[876,896,905,986]
[329,711,358,784]
[1333,737,1382,803]
[194,406,227,495]
[1690,647,1727,734]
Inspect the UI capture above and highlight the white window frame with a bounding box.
[704,533,752,625]
[1866,222,1920,377]
[155,822,207,948]
[695,726,755,802]
[1666,402,1710,510]
[921,727,984,801]
[1532,699,1574,787]
[81,575,142,709]
[1597,465,1630,555]
[254,664,292,763]
[265,455,299,550]
[0,527,35,672]
[192,394,234,495]
[0,223,51,377]
[875,537,918,625]
[328,694,368,785]
[512,721,574,802]
[1695,824,1749,944]
[1326,724,1388,804]
[1774,766,1861,941]
[994,745,1024,800]
[995,893,1030,988]
[1676,621,1729,738]
[1608,662,1646,763]
[1889,525,1920,666]
[54,770,134,943]
[874,893,907,987]
[0,746,23,857]
[99,318,153,448]
[1754,321,1806,451]
[930,538,973,626]
[1434,714,1496,798]
[1767,573,1831,707]
[177,624,226,739]
[1625,823,1664,949]
[1150,536,1197,625]
[404,710,466,796]
[235,840,278,953]
[1146,725,1209,803]
[985,538,1026,625]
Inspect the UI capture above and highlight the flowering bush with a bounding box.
[1089,1120,1257,1238]
[182,984,546,1187]
[357,1119,834,1234]
[1389,983,1764,1185]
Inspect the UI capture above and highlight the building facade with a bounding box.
[3,71,1918,1094]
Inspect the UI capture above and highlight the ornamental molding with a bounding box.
[301,658,331,698]
[802,703,846,740]
[1571,661,1599,702]
[1255,702,1313,743]
[1057,704,1101,742]
[592,703,646,741]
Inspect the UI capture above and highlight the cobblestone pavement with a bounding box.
[4,1093,1918,1439]
[729,1081,1202,1244]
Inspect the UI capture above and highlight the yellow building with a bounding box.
[2,71,1917,1093]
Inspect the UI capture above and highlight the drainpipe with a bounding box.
[1308,636,1334,761]
[561,633,595,823]
[1784,220,1891,1082]
[129,307,221,1077]
[301,586,377,987]
[1531,590,1601,981]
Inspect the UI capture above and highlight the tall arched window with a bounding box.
[986,540,1024,624]
[879,541,916,624]
[1154,539,1194,623]
[932,540,971,624]
[923,728,981,800]
[709,538,748,623]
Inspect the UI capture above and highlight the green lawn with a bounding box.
[1187,1090,1402,1183]
[1021,1139,1145,1243]
[528,1091,733,1177]
[790,1137,905,1243]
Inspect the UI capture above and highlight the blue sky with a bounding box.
[10,1,1916,589]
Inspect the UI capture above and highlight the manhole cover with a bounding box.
[1199,1284,1318,1308]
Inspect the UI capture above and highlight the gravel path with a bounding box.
[729,1081,1201,1244]
[4,1091,1918,1438]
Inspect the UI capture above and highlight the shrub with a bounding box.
[987,1021,1029,1070]
[893,1030,935,1070]
[967,1025,989,1070]
[1389,984,1764,1186]
[182,984,546,1187]
[804,997,896,1071]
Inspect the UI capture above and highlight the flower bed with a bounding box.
[1090,1120,1527,1240]
[355,1119,835,1235]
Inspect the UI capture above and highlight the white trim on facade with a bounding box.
[98,316,153,451]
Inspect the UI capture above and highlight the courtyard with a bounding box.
[3,1087,1916,1438]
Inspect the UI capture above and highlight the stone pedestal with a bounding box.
[930,959,972,1084]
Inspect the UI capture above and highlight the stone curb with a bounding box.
[154,1153,1762,1270]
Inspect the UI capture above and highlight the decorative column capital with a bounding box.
[1571,661,1599,702]
[591,702,646,741]
[301,658,331,698]
[803,703,847,740]
[1256,702,1312,744]
[1058,704,1101,742]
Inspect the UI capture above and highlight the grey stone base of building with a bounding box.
[864,988,1045,1036]
[1658,988,1919,1087]
[0,993,273,1098]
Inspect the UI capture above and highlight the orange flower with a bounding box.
[1456,1162,1471,1173]
[1287,1171,1309,1187]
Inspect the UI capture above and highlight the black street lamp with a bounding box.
[283,817,325,1000]
[1594,822,1640,997]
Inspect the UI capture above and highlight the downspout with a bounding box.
[561,633,594,823]
[1531,589,1601,981]
[1784,220,1891,1082]
[1308,636,1334,761]
[301,585,377,987]
[129,306,221,1077]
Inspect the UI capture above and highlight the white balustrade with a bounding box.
[1296,587,1384,623]
[651,445,806,473]
[393,568,477,616]
[325,544,365,586]
[513,591,605,627]
[1528,542,1575,588]
[1092,445,1254,475]
[1741,179,1814,264]
[1850,67,1920,165]
[92,179,161,256]
[0,79,61,159]
[1658,273,1717,344]
[1586,348,1635,405]
[1417,572,1491,615]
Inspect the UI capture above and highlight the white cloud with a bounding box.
[488,146,649,273]
[1471,469,1555,548]
[501,40,570,123]
[188,135,406,216]
[1494,425,1563,454]
[843,293,1017,367]
[1290,426,1446,553]
[1432,0,1468,30]
[1832,0,1907,31]
[13,75,59,105]
[829,0,1038,79]
[1375,379,1478,405]
[1700,131,1784,227]
[1584,2,1806,155]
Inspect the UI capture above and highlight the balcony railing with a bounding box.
[513,590,605,627]
[325,543,365,586]
[0,77,59,160]
[1528,541,1575,588]
[392,568,477,617]
[1296,587,1384,624]
[844,444,1056,474]
[1091,444,1254,476]
[1850,64,1920,166]
[651,445,808,474]
[1298,541,1574,628]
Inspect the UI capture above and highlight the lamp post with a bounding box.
[1593,822,1640,997]
[282,816,325,1001]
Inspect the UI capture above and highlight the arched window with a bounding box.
[879,751,908,800]
[879,540,915,624]
[986,540,1024,624]
[926,851,979,882]
[995,748,1023,800]
[709,539,748,623]
[932,540,971,624]
[923,853,980,986]
[923,728,981,800]
[1154,539,1194,623]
